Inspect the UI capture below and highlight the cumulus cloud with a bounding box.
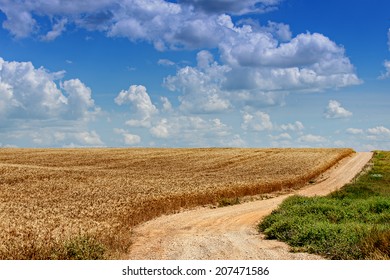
[165,26,360,111]
[61,79,95,119]
[280,121,304,132]
[114,128,142,146]
[41,18,67,41]
[298,134,327,143]
[114,128,142,145]
[0,57,65,119]
[3,127,104,147]
[269,132,292,140]
[148,115,235,146]
[150,118,170,138]
[73,130,104,146]
[0,57,102,147]
[367,126,390,136]
[345,126,390,147]
[160,96,173,112]
[1,0,361,96]
[262,21,292,42]
[115,85,158,127]
[164,51,232,113]
[219,28,361,92]
[0,0,115,38]
[179,0,281,15]
[355,126,390,142]
[324,100,352,119]
[346,128,364,135]
[220,134,246,147]
[123,133,141,145]
[0,57,97,121]
[158,59,175,67]
[241,110,273,131]
[112,83,236,146]
[0,7,37,38]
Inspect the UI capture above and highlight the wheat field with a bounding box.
[0,147,353,259]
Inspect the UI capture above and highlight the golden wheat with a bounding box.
[0,147,353,259]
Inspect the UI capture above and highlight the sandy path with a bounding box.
[128,152,373,260]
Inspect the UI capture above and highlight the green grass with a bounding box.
[259,151,390,260]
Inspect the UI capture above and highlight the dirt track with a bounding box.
[128,152,373,260]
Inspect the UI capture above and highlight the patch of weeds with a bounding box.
[218,197,240,207]
[59,235,106,260]
[360,227,390,259]
[259,151,390,260]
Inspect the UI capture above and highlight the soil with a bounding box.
[128,152,373,260]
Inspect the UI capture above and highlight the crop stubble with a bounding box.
[0,148,353,259]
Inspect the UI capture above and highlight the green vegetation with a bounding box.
[259,151,390,260]
[59,235,106,260]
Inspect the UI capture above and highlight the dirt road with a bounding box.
[128,152,373,260]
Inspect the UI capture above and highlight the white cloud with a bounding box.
[298,134,327,143]
[179,0,281,15]
[164,52,232,113]
[263,21,292,42]
[0,8,37,38]
[114,128,141,145]
[160,96,173,112]
[0,57,66,119]
[196,50,214,69]
[41,18,67,41]
[165,26,360,111]
[379,60,390,79]
[158,59,175,67]
[74,130,104,146]
[367,126,390,136]
[344,126,390,149]
[0,57,102,147]
[123,133,141,145]
[61,79,95,119]
[346,128,364,135]
[280,121,304,132]
[324,100,352,119]
[220,29,361,91]
[1,1,361,97]
[150,118,170,138]
[0,57,98,121]
[148,115,234,146]
[220,134,246,147]
[3,127,105,147]
[378,29,390,79]
[115,85,158,127]
[112,82,236,146]
[124,119,150,128]
[269,132,292,140]
[241,110,273,131]
[0,1,282,42]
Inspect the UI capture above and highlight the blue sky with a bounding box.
[0,0,389,150]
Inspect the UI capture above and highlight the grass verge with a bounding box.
[259,151,390,260]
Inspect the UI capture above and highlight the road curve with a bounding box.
[128,152,373,260]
